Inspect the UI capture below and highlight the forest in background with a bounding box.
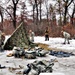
[0,0,75,37]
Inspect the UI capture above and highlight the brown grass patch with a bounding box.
[36,43,68,52]
[36,43,52,50]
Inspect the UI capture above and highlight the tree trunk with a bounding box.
[0,11,3,31]
[71,4,75,25]
[40,0,42,23]
[35,0,39,25]
[63,6,68,25]
[33,5,35,23]
[13,4,16,29]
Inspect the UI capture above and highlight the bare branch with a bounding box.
[0,6,13,20]
[68,0,74,6]
[12,0,19,4]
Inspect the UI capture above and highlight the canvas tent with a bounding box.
[4,22,34,50]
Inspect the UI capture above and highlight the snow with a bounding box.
[40,73,65,75]
[0,36,75,75]
[5,36,75,53]
[4,35,11,44]
[34,36,75,53]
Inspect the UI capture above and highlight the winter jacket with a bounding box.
[62,31,70,39]
[29,32,35,42]
[45,30,49,35]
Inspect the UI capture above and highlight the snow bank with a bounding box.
[40,73,65,75]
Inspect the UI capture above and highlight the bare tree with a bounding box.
[70,1,75,25]
[20,1,27,21]
[4,0,25,29]
[44,0,49,24]
[0,6,3,31]
[34,0,39,24]
[39,0,42,22]
[63,0,74,25]
[11,0,20,28]
[55,0,63,26]
[28,0,35,23]
[3,0,20,29]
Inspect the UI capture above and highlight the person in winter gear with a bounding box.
[29,30,35,42]
[0,30,2,48]
[0,31,5,50]
[45,27,49,41]
[61,30,70,44]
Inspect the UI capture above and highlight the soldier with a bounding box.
[61,30,70,44]
[29,30,35,42]
[1,32,5,50]
[45,27,49,41]
[1,33,5,45]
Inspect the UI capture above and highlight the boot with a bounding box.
[63,42,66,44]
[67,40,70,44]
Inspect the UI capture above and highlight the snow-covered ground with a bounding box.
[0,36,75,75]
[34,36,75,53]
[5,36,75,52]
